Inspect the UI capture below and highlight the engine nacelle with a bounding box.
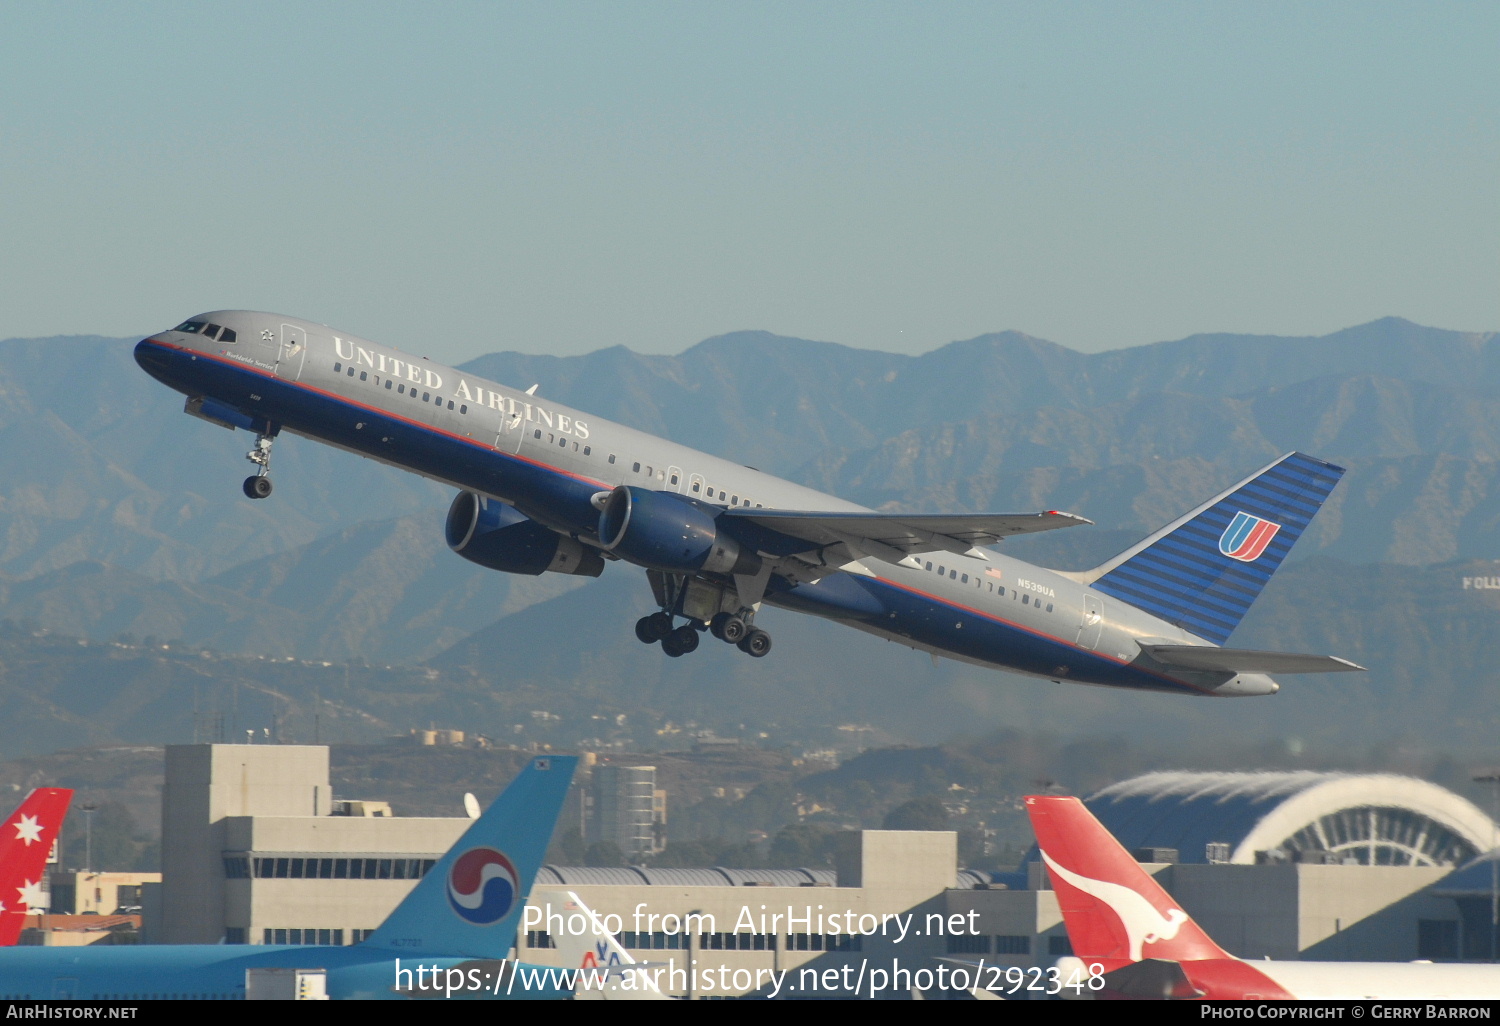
[446,492,604,577]
[597,485,759,576]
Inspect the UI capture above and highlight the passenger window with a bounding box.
[925,562,933,571]
[397,383,404,393]
[386,380,393,389]
[334,363,342,372]
[448,400,454,410]
[348,367,355,376]
[359,371,367,381]
[731,495,739,504]
[1023,594,1030,605]
[435,396,442,405]
[961,574,968,584]
[950,569,957,579]
[938,566,945,575]
[671,474,679,485]
[220,328,236,343]
[459,403,466,412]
[1046,603,1053,612]
[534,429,542,439]
[633,462,641,473]
[1000,586,1005,596]
[608,454,616,464]
[719,490,726,500]
[558,436,566,447]
[692,482,700,492]
[646,467,654,477]
[423,391,430,401]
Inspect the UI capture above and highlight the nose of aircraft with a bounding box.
[134,337,172,378]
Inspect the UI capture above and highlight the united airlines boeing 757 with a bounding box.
[134,312,1362,697]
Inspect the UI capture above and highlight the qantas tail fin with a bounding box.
[361,756,576,960]
[0,787,72,945]
[1082,452,1344,644]
[531,889,668,1000]
[1024,795,1230,964]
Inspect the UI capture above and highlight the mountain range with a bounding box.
[3,316,1499,758]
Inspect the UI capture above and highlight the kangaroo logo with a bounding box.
[1041,850,1189,960]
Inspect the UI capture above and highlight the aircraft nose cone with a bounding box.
[134,337,171,376]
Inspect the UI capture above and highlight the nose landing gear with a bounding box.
[242,427,278,500]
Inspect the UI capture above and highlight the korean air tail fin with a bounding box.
[361,756,576,960]
[0,788,72,945]
[1024,795,1229,964]
[1082,452,1344,644]
[532,889,668,1000]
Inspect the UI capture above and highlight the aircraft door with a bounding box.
[493,399,525,454]
[688,472,706,499]
[277,324,308,381]
[1077,594,1104,650]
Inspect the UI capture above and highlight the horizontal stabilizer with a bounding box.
[723,508,1091,562]
[1141,644,1365,674]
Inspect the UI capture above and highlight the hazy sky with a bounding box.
[2,2,1495,361]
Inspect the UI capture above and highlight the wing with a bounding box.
[1141,645,1365,674]
[722,508,1091,563]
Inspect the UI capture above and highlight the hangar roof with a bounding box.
[1085,771,1495,867]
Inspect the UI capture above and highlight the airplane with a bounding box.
[529,889,669,1000]
[1024,794,1500,1000]
[133,311,1363,697]
[0,788,72,945]
[0,757,577,999]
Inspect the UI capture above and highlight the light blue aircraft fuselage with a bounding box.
[133,313,1362,698]
[0,757,578,1000]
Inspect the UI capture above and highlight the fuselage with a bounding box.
[134,311,1276,698]
[0,944,566,1000]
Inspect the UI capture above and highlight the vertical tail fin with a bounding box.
[361,756,576,960]
[0,788,72,945]
[532,889,668,1000]
[1084,452,1344,644]
[1024,795,1230,964]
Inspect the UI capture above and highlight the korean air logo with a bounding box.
[1218,511,1282,562]
[446,847,520,926]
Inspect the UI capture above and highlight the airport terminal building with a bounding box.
[148,746,1500,997]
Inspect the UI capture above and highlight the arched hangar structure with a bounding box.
[1086,771,1496,868]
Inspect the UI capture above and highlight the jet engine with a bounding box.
[446,492,604,577]
[597,485,760,575]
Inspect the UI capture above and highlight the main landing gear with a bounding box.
[635,569,773,659]
[632,609,771,659]
[242,428,277,499]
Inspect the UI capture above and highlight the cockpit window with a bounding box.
[174,321,207,333]
[203,324,223,340]
[219,327,237,343]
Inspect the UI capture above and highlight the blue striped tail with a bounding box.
[1086,453,1344,644]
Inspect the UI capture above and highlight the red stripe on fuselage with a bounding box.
[146,337,1216,696]
[142,339,614,492]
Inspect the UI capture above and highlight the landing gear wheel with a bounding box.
[636,612,673,644]
[243,476,273,499]
[720,616,749,644]
[738,629,772,658]
[668,624,700,654]
[662,632,686,657]
[709,612,733,641]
